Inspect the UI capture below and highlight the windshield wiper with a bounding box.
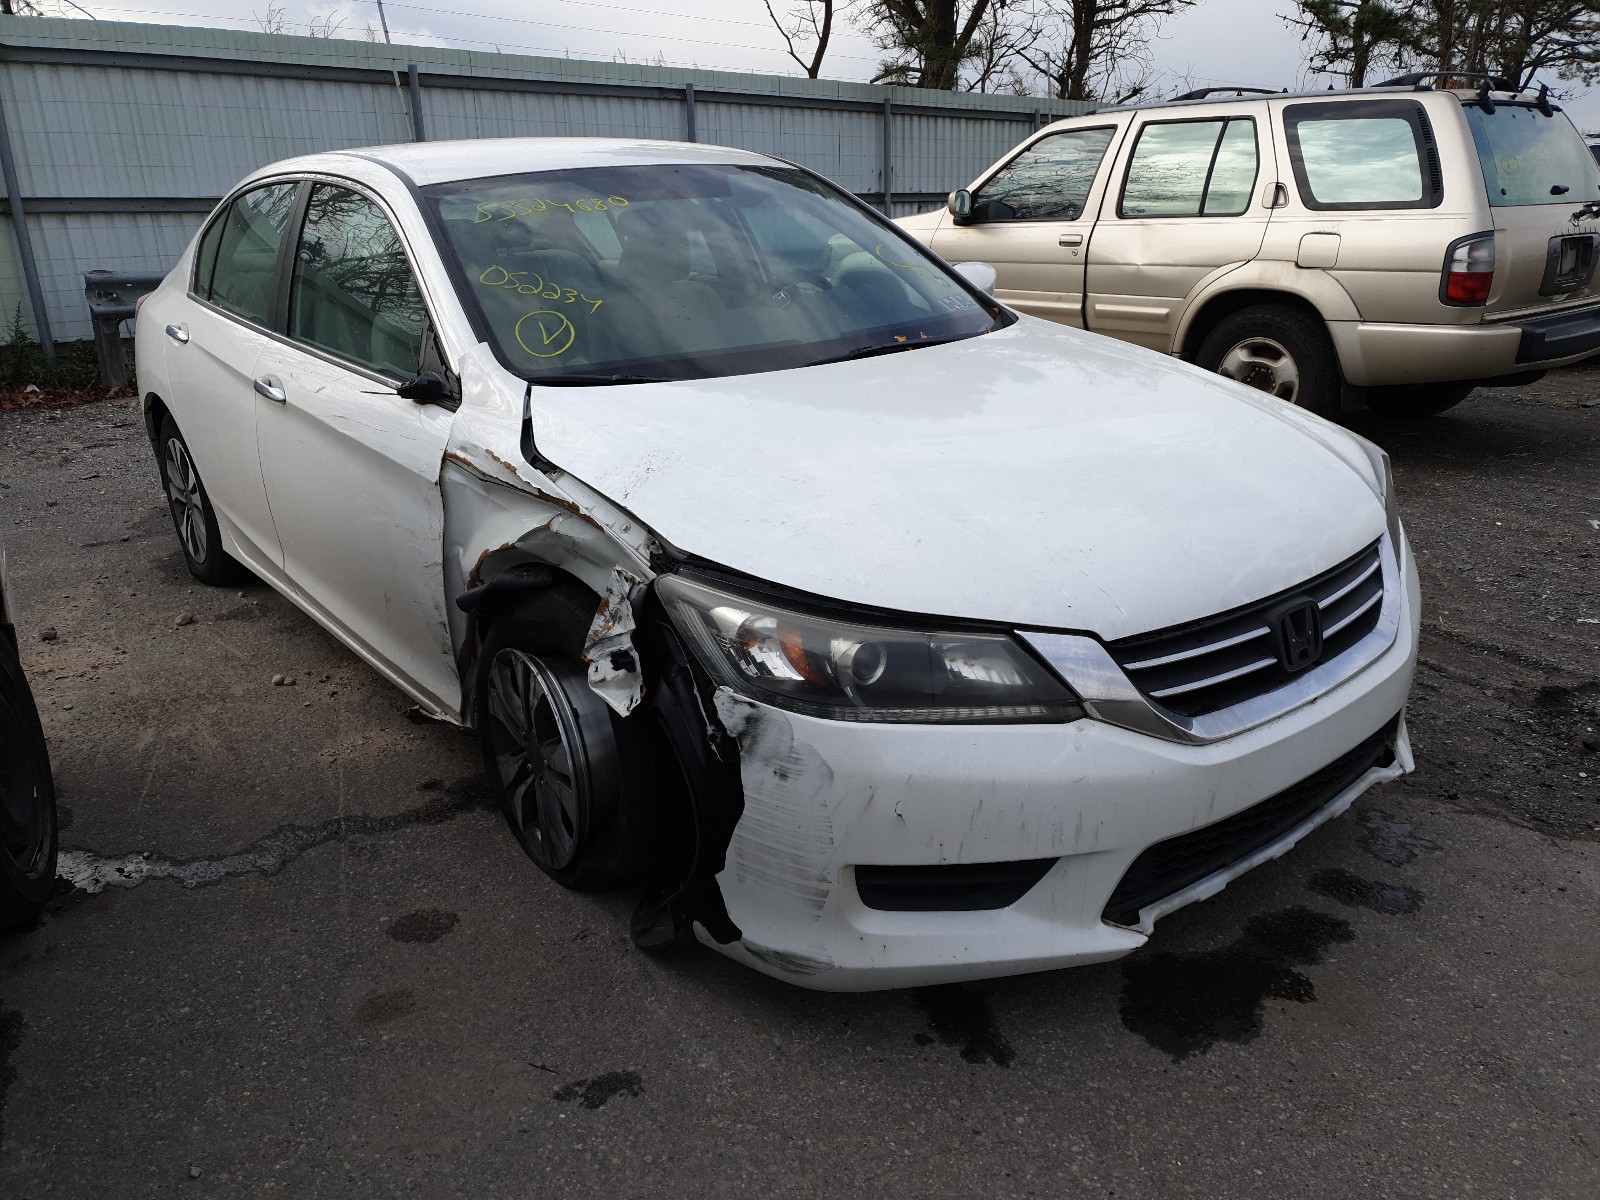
[531,373,674,386]
[806,334,971,368]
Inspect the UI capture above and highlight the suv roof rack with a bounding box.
[1170,86,1286,101]
[1375,70,1517,92]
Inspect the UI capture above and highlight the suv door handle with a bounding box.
[1058,233,1084,247]
[165,324,188,344]
[253,377,286,404]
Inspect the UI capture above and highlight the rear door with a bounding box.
[1461,101,1600,317]
[252,181,461,713]
[1084,105,1274,351]
[930,122,1126,326]
[167,181,299,572]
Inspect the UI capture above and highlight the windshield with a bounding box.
[1464,103,1600,207]
[425,163,1008,383]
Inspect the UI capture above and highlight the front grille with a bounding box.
[1107,541,1384,717]
[855,859,1057,911]
[1101,714,1399,927]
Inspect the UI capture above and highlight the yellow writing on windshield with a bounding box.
[474,196,629,222]
[874,243,932,272]
[478,264,603,314]
[514,310,576,358]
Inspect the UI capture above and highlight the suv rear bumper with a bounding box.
[1330,306,1600,385]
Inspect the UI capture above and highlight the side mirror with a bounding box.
[948,189,975,224]
[952,261,998,296]
[397,371,459,409]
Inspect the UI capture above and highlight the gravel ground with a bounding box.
[0,369,1596,1198]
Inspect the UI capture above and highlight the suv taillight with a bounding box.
[1443,233,1495,305]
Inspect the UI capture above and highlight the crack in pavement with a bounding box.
[56,784,493,895]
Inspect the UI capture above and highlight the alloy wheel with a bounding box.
[1217,336,1300,404]
[484,648,615,872]
[164,438,209,562]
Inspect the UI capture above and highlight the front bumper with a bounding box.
[699,537,1421,992]
[1330,306,1600,386]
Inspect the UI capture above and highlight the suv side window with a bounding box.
[1283,99,1442,210]
[1120,119,1259,217]
[205,182,299,324]
[973,127,1116,221]
[288,184,428,380]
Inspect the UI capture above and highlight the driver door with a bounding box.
[932,122,1128,326]
[253,181,462,714]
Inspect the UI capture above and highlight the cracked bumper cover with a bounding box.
[700,542,1420,992]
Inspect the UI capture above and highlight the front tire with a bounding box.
[475,584,656,892]
[157,416,248,586]
[0,641,58,930]
[1197,304,1343,420]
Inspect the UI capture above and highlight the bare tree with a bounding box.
[307,12,346,39]
[1011,0,1199,102]
[764,0,837,78]
[254,4,291,34]
[1289,0,1599,91]
[862,0,1013,90]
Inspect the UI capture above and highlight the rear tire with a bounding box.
[0,640,58,930]
[157,416,248,586]
[475,582,657,892]
[1197,304,1343,421]
[1366,382,1475,418]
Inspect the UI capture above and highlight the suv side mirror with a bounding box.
[397,371,459,409]
[949,188,975,224]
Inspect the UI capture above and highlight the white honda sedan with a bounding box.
[135,138,1418,990]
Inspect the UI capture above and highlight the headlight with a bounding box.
[657,573,1083,724]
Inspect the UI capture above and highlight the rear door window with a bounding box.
[1119,119,1258,217]
[288,184,428,380]
[206,182,299,324]
[1283,99,1441,210]
[1464,104,1600,206]
[974,127,1116,221]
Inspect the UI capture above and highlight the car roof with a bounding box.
[267,137,777,188]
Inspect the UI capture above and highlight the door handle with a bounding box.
[1058,233,1084,247]
[253,377,286,404]
[165,324,189,344]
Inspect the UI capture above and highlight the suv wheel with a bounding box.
[0,638,58,930]
[1197,305,1342,420]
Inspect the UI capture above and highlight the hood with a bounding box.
[524,319,1386,640]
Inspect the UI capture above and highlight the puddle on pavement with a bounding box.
[1119,906,1353,1061]
[553,1070,643,1109]
[1307,866,1423,914]
[1357,808,1440,866]
[910,984,1016,1067]
[386,909,459,944]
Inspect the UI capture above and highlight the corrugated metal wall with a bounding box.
[0,16,1093,343]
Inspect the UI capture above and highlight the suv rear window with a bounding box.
[1283,99,1442,210]
[1464,104,1600,207]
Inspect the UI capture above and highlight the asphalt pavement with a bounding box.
[0,370,1596,1198]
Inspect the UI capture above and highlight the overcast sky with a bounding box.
[31,0,1600,129]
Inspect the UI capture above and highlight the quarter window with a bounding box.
[289,185,427,380]
[205,182,298,324]
[1120,119,1258,217]
[973,127,1116,221]
[1283,100,1441,210]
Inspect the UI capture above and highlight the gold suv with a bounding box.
[898,75,1600,419]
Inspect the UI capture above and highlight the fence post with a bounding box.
[684,83,696,143]
[881,97,893,215]
[407,63,426,141]
[0,87,54,357]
